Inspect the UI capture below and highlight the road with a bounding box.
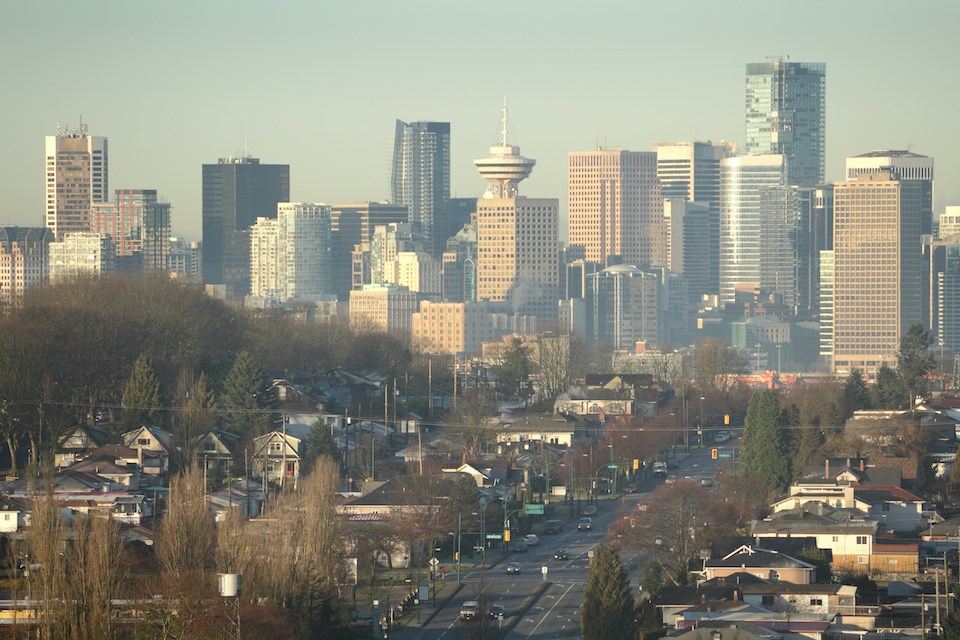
[391,445,723,640]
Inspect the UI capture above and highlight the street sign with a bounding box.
[607,464,619,469]
[486,533,502,540]
[719,452,733,459]
[524,504,545,515]
[429,557,439,570]
[541,565,548,580]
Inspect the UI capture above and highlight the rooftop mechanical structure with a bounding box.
[473,102,535,197]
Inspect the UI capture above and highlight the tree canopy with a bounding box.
[741,390,790,492]
[581,543,635,640]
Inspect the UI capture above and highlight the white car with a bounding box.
[523,534,540,546]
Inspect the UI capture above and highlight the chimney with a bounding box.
[825,459,829,479]
[860,459,865,472]
[845,457,851,469]
[733,589,740,601]
[138,446,143,467]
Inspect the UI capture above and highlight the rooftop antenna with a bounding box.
[244,125,248,158]
[499,98,509,146]
[79,114,87,136]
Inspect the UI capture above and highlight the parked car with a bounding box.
[488,604,506,619]
[460,600,479,620]
[508,540,528,553]
[523,534,540,546]
[700,477,715,487]
[577,517,593,531]
[506,561,522,574]
[554,548,569,560]
[582,505,598,517]
[624,483,638,493]
[542,519,562,534]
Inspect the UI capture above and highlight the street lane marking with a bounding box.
[524,581,577,639]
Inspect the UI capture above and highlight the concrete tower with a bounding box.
[474,104,558,321]
[45,122,108,240]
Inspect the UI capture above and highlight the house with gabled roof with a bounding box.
[251,430,302,487]
[703,545,816,584]
[121,424,173,476]
[54,423,109,469]
[192,429,241,478]
[63,457,137,489]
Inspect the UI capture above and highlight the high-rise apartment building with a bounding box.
[90,189,171,272]
[590,265,659,350]
[168,237,202,281]
[939,206,960,240]
[745,58,825,186]
[719,155,786,303]
[568,150,663,266]
[475,106,558,321]
[201,156,289,296]
[348,284,419,335]
[330,203,407,301]
[48,232,114,283]
[45,126,108,240]
[663,199,710,300]
[391,120,451,257]
[831,171,924,373]
[249,202,332,304]
[654,141,736,293]
[0,227,52,304]
[412,301,498,356]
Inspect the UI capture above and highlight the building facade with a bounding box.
[655,141,736,294]
[0,227,53,304]
[590,264,659,350]
[45,127,108,241]
[831,171,924,373]
[568,150,664,267]
[411,301,497,356]
[249,202,332,304]
[719,155,787,304]
[48,232,114,283]
[391,120,451,257]
[201,156,290,296]
[745,58,825,186]
[348,284,419,335]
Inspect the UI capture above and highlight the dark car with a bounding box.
[508,540,528,553]
[624,483,638,493]
[506,561,522,574]
[542,519,562,534]
[554,548,568,560]
[577,517,593,531]
[488,604,506,619]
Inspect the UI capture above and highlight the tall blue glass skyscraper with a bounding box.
[746,58,825,186]
[391,120,451,257]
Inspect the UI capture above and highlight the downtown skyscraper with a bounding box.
[746,58,825,186]
[201,156,289,296]
[45,124,108,240]
[391,120,451,257]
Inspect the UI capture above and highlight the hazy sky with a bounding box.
[3,0,958,241]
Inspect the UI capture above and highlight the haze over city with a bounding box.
[3,0,959,240]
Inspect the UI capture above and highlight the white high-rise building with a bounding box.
[250,203,332,304]
[45,125,108,240]
[719,155,786,303]
[48,232,114,283]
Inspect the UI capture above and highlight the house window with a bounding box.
[810,598,823,606]
[858,556,868,564]
[882,503,891,512]
[832,536,839,542]
[3,514,9,521]
[856,536,868,545]
[269,442,283,453]
[137,438,150,446]
[761,595,774,606]
[888,558,898,565]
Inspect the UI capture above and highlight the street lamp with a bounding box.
[699,395,705,447]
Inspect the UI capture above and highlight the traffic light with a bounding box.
[503,529,510,542]
[633,458,639,471]
[630,518,636,528]
[724,414,730,425]
[454,551,460,561]
[711,448,718,460]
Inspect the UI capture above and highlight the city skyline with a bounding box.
[3,1,959,241]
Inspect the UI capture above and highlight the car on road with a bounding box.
[506,561,522,574]
[523,534,540,546]
[582,505,598,517]
[624,483,638,493]
[714,430,732,443]
[554,548,569,560]
[460,600,479,620]
[652,462,668,477]
[700,477,715,487]
[664,475,677,484]
[542,519,562,534]
[508,540,528,553]
[577,517,593,531]
[488,604,506,619]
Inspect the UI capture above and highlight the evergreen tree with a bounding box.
[872,364,908,410]
[641,561,664,595]
[842,369,872,414]
[897,323,935,404]
[121,353,161,428]
[740,390,789,491]
[581,543,635,640]
[301,421,339,475]
[493,337,532,402]
[221,351,270,438]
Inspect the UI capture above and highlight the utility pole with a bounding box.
[428,359,433,418]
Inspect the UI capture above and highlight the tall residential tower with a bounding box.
[391,120,451,257]
[45,124,108,240]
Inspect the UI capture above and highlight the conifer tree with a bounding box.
[121,353,161,428]
[581,543,635,640]
[221,351,269,437]
[741,390,789,491]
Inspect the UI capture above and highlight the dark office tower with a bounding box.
[201,157,289,296]
[391,120,451,257]
[746,58,826,186]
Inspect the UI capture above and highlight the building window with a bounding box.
[761,595,774,606]
[858,556,868,564]
[856,536,868,545]
[881,503,891,512]
[137,438,150,446]
[810,598,823,606]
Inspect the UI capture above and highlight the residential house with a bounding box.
[739,583,879,630]
[338,474,459,517]
[770,481,924,533]
[193,429,241,478]
[752,503,879,573]
[0,495,28,532]
[54,424,109,468]
[495,414,578,447]
[703,545,816,584]
[207,479,266,521]
[121,424,173,476]
[251,430,302,487]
